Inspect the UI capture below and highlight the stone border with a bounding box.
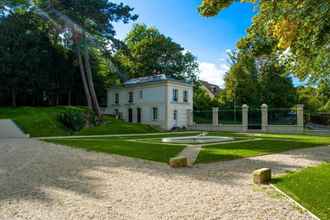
[270,184,320,220]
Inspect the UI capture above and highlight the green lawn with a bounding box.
[274,163,330,220]
[47,135,187,163]
[0,107,158,137]
[195,133,330,163]
[46,132,330,164]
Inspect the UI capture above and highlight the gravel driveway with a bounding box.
[0,138,329,220]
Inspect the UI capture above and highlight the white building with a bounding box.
[105,74,193,130]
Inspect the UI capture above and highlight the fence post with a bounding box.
[297,104,304,132]
[187,109,193,127]
[212,107,219,126]
[242,104,249,132]
[261,104,268,132]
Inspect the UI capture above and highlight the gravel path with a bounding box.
[0,138,329,220]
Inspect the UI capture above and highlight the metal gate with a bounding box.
[248,108,261,130]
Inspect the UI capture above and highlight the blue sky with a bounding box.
[113,0,256,87]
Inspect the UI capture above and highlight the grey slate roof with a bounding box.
[123,74,192,86]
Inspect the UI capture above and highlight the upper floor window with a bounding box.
[152,107,158,121]
[139,90,143,99]
[128,91,134,103]
[173,89,178,102]
[183,90,188,103]
[115,93,119,104]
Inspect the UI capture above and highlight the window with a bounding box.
[115,93,119,104]
[139,90,143,99]
[173,110,178,121]
[128,91,134,103]
[173,89,178,102]
[183,90,188,103]
[152,107,158,121]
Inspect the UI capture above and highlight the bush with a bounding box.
[57,110,85,132]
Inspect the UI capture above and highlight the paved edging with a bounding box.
[0,119,27,139]
[270,184,320,220]
[37,131,200,140]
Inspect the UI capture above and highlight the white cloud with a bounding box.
[198,62,230,88]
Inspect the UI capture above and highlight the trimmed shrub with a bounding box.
[57,110,85,132]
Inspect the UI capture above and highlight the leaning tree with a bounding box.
[1,0,138,119]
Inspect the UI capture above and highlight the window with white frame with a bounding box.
[183,90,188,103]
[152,107,158,121]
[128,91,134,103]
[115,93,119,104]
[139,90,143,99]
[173,110,178,121]
[172,89,178,102]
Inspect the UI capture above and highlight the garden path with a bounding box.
[0,138,329,219]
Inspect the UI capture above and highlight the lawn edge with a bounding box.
[270,183,320,220]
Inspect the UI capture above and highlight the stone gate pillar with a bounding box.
[242,104,249,132]
[212,107,219,126]
[297,104,304,133]
[261,104,268,132]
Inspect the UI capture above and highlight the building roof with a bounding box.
[201,80,222,97]
[123,74,192,86]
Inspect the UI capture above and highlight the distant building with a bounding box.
[200,81,222,99]
[105,74,193,130]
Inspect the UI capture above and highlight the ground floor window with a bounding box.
[173,110,178,121]
[152,107,158,121]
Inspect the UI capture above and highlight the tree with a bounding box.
[114,24,199,81]
[1,0,138,119]
[222,52,260,107]
[198,0,330,82]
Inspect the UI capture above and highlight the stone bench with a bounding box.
[169,156,188,168]
[253,168,272,184]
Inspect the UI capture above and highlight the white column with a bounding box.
[242,104,249,132]
[212,107,219,126]
[297,104,304,132]
[261,104,268,132]
[187,109,193,127]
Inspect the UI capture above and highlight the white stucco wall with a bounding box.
[106,80,193,130]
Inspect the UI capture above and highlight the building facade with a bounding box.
[105,74,193,130]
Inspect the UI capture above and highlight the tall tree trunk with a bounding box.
[77,46,93,111]
[82,44,102,119]
[11,88,16,107]
[68,89,72,106]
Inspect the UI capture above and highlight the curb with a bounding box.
[270,184,320,220]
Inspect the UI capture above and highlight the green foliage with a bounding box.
[274,163,330,220]
[114,24,198,81]
[57,109,85,132]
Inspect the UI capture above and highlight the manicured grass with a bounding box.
[274,163,330,220]
[196,133,330,163]
[0,106,74,137]
[78,116,157,136]
[47,135,186,163]
[0,107,158,137]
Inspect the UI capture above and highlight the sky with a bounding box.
[113,0,256,87]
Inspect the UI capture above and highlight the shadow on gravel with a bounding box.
[0,138,329,205]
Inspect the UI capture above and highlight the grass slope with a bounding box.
[274,163,330,220]
[0,107,158,137]
[196,133,330,163]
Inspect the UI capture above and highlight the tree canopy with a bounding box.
[199,0,330,82]
[114,24,199,81]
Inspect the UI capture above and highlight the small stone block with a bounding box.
[253,168,271,184]
[169,156,188,168]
